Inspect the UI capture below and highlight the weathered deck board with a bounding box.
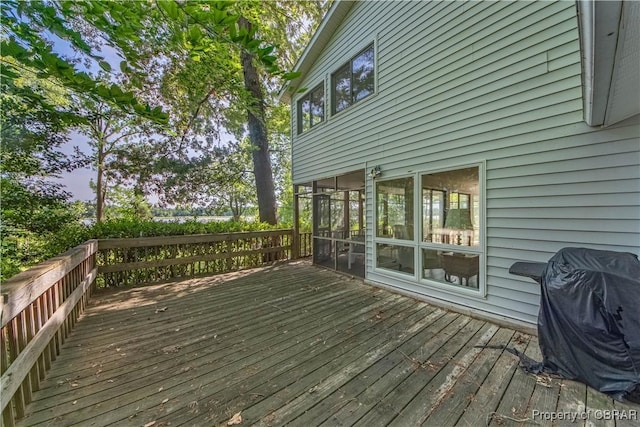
[455,331,531,426]
[555,379,587,427]
[488,337,540,426]
[318,312,466,426]
[15,261,638,427]
[586,386,616,427]
[300,311,457,426]
[420,327,516,426]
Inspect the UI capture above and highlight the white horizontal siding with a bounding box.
[485,122,640,253]
[290,0,640,326]
[293,3,581,177]
[489,205,640,220]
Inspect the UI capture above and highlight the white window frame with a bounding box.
[373,175,417,280]
[372,162,486,298]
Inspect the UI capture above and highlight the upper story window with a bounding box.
[298,84,324,134]
[332,44,375,114]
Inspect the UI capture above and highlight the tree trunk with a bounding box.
[96,144,105,223]
[239,17,278,225]
[230,195,241,221]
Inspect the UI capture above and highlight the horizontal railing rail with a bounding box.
[1,240,98,427]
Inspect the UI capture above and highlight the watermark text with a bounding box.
[532,409,637,422]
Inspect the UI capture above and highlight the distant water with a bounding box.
[153,216,242,223]
[81,216,255,225]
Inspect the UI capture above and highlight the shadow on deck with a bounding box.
[17,261,637,427]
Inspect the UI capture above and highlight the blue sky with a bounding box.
[50,34,122,201]
[54,131,95,201]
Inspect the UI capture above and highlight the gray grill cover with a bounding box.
[538,247,640,402]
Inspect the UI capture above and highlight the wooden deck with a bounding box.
[16,261,638,427]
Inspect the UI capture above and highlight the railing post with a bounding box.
[6,317,25,418]
[225,236,233,271]
[1,312,16,426]
[0,294,16,427]
[292,184,300,259]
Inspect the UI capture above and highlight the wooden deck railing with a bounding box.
[299,231,312,257]
[1,240,98,427]
[97,229,302,287]
[0,229,312,424]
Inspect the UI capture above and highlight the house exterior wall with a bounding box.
[289,1,640,325]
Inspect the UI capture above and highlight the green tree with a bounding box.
[76,99,159,222]
[2,0,329,236]
[1,1,169,125]
[114,0,329,224]
[154,139,257,220]
[105,187,153,221]
[0,60,85,278]
[211,140,257,220]
[235,1,329,224]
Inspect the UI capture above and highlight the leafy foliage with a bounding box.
[104,187,153,221]
[90,218,277,239]
[75,97,164,221]
[1,0,330,278]
[1,4,168,124]
[2,0,290,124]
[112,0,330,223]
[0,193,86,280]
[0,58,85,279]
[1,216,279,281]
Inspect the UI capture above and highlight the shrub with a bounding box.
[1,218,282,280]
[88,218,277,239]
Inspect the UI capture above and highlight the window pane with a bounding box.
[311,86,324,126]
[377,243,414,275]
[299,96,311,132]
[421,167,479,246]
[422,189,445,242]
[332,64,351,113]
[352,45,374,102]
[422,249,479,289]
[376,177,414,240]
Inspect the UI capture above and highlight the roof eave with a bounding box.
[577,0,640,127]
[577,0,621,126]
